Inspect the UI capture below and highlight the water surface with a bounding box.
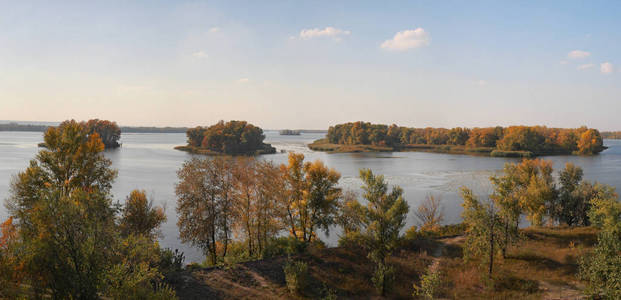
[1,131,620,262]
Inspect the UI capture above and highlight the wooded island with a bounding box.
[310,122,606,157]
[175,120,276,155]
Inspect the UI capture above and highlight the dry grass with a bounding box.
[170,226,597,299]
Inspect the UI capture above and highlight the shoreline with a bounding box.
[308,138,606,158]
[174,144,277,156]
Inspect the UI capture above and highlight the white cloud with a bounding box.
[237,78,249,83]
[567,50,591,59]
[209,27,220,33]
[577,63,594,70]
[381,28,430,51]
[600,62,614,74]
[298,27,350,40]
[192,51,208,59]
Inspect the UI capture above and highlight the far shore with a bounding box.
[307,138,608,158]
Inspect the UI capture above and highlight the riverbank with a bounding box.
[308,138,537,157]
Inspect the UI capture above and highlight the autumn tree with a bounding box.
[0,217,23,298]
[231,158,285,256]
[491,159,555,231]
[176,156,236,265]
[6,120,118,299]
[83,119,122,149]
[281,152,342,243]
[577,128,605,155]
[120,189,167,240]
[461,187,504,279]
[359,169,409,296]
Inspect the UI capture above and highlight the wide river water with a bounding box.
[2,131,620,262]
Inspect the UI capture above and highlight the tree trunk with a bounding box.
[489,222,495,278]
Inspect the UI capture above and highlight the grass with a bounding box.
[169,226,597,299]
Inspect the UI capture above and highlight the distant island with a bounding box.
[0,122,188,133]
[279,129,301,135]
[175,120,276,155]
[309,122,606,157]
[601,131,621,139]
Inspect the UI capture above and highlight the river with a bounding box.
[1,131,620,262]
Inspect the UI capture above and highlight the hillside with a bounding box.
[168,226,597,300]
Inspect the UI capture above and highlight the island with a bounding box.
[309,122,606,157]
[175,120,276,155]
[37,119,122,149]
[279,129,301,135]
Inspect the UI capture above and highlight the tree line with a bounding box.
[174,152,409,296]
[326,122,605,155]
[183,120,275,155]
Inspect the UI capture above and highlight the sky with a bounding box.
[1,1,620,130]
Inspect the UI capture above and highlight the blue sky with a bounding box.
[1,1,620,129]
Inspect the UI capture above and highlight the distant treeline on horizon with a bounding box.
[326,121,606,155]
[0,122,327,134]
[601,131,621,139]
[0,122,189,133]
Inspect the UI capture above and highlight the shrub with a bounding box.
[158,248,185,275]
[262,237,307,258]
[284,260,309,295]
[413,264,442,299]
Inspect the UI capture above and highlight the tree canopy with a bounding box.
[326,122,605,155]
[184,120,275,155]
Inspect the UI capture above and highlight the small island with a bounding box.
[175,120,276,155]
[309,122,606,157]
[279,129,301,135]
[37,119,122,149]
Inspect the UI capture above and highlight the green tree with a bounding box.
[579,184,621,299]
[6,120,118,299]
[461,187,504,279]
[553,163,592,226]
[359,169,409,296]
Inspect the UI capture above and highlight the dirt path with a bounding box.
[539,281,585,300]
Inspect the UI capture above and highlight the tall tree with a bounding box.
[6,120,118,299]
[461,187,504,278]
[176,157,235,265]
[281,153,341,243]
[359,169,409,296]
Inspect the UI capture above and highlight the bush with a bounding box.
[262,237,307,258]
[284,260,309,295]
[413,265,442,299]
[338,231,367,248]
[158,248,185,275]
